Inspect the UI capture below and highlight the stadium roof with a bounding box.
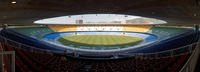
[0,0,200,25]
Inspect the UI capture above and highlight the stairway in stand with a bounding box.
[78,61,92,72]
[195,54,200,72]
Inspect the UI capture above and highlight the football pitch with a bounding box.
[58,35,143,49]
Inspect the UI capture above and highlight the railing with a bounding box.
[0,36,63,54]
[1,34,200,71]
[0,35,198,59]
[138,43,195,58]
[179,40,200,72]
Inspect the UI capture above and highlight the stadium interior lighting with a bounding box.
[11,1,16,4]
[34,14,167,24]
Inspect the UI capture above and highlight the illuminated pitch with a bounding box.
[58,35,143,49]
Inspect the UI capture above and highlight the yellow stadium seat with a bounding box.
[123,26,152,32]
[49,25,77,32]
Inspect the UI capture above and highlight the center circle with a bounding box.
[58,35,143,49]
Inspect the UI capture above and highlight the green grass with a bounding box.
[58,35,143,49]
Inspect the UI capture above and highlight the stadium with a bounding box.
[0,0,200,72]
